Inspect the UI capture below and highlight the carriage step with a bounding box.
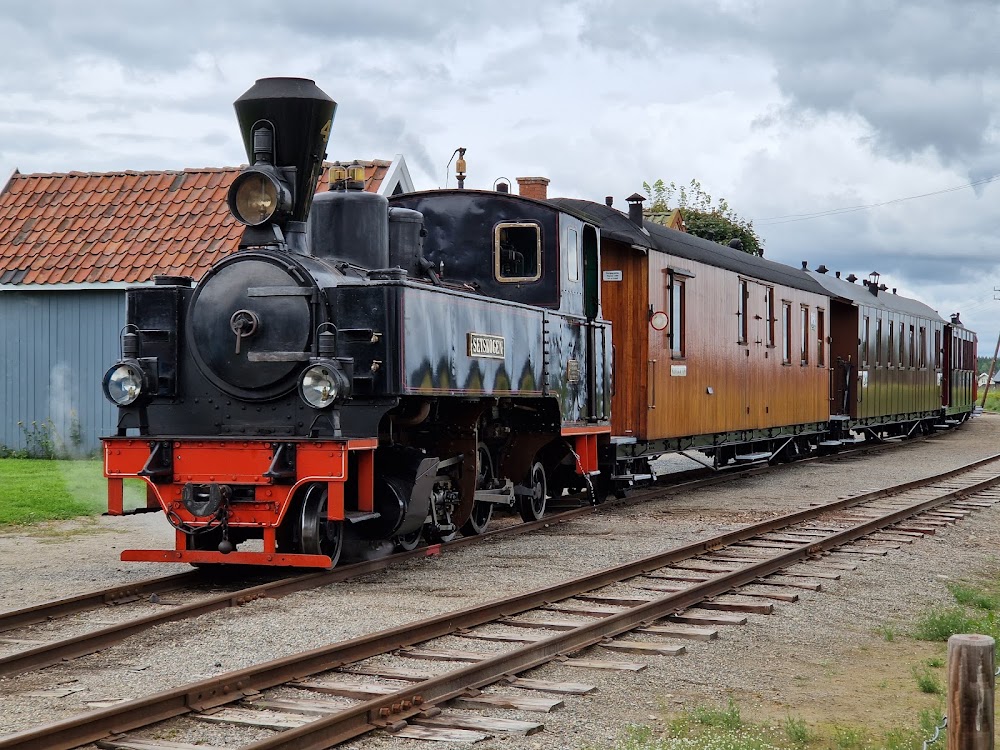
[345,511,380,523]
[734,452,771,463]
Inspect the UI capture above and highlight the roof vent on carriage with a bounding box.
[516,177,550,200]
[626,192,645,227]
[816,264,829,274]
[846,273,858,283]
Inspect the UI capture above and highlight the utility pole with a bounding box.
[980,287,1000,408]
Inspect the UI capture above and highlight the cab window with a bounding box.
[495,222,542,282]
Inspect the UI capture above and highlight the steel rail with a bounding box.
[0,426,948,641]
[0,571,200,633]
[3,453,998,750]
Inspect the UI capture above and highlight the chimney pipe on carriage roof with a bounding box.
[626,192,645,227]
[892,288,897,294]
[951,313,963,325]
[801,261,808,270]
[835,271,841,278]
[516,177,550,200]
[605,196,614,207]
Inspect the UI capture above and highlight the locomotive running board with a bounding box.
[120,549,334,568]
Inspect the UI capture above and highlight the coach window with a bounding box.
[908,324,916,368]
[875,317,882,366]
[566,227,579,282]
[817,308,826,367]
[781,301,792,364]
[888,323,895,367]
[862,315,870,367]
[934,329,941,369]
[670,276,686,358]
[898,322,905,367]
[737,279,749,344]
[919,326,927,368]
[764,286,775,347]
[800,305,809,365]
[495,222,542,282]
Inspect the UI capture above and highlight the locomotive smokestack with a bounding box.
[233,78,336,225]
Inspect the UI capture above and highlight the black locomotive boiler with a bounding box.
[102,77,612,567]
[102,77,976,569]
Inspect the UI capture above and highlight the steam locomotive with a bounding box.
[101,78,976,568]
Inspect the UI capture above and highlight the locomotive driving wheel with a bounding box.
[299,484,344,567]
[518,461,547,522]
[461,443,495,536]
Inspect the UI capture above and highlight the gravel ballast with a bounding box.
[0,415,998,748]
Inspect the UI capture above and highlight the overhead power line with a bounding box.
[757,173,1000,227]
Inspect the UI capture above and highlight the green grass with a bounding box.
[912,667,943,694]
[983,390,1000,413]
[595,703,946,750]
[0,459,144,525]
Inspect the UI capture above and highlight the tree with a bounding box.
[642,178,764,256]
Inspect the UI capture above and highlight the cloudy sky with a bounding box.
[3,1,1000,349]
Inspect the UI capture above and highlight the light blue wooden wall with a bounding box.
[0,290,126,455]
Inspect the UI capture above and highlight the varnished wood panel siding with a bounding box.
[644,251,829,439]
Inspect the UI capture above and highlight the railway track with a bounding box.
[2,450,999,750]
[0,431,948,679]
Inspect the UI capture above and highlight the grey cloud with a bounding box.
[580,0,1000,174]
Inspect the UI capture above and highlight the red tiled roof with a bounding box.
[0,160,394,286]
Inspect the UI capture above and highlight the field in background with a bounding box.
[0,459,144,525]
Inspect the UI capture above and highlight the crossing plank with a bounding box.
[500,617,588,630]
[637,624,718,641]
[249,698,344,716]
[196,707,312,730]
[391,724,489,742]
[601,641,686,656]
[453,694,564,713]
[574,593,657,607]
[457,630,547,644]
[338,665,429,681]
[667,611,747,626]
[290,680,397,699]
[562,658,647,671]
[701,599,773,615]
[400,647,488,662]
[414,711,543,736]
[510,677,597,694]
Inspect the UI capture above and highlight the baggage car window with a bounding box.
[670,278,685,358]
[800,305,810,365]
[495,222,542,282]
[738,280,749,344]
[781,301,792,364]
[817,309,826,367]
[764,286,775,347]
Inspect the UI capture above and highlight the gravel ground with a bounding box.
[1,414,999,748]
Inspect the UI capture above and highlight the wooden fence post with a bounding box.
[947,634,995,750]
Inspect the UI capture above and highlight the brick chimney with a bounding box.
[516,177,550,200]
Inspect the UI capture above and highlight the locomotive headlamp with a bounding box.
[299,361,351,409]
[103,360,147,406]
[228,167,292,226]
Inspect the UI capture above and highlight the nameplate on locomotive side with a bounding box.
[467,333,505,359]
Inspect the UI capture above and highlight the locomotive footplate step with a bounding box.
[733,452,772,463]
[345,511,380,523]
